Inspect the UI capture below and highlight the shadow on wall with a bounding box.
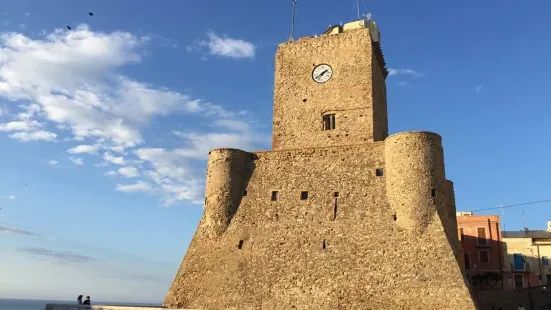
[227,153,257,226]
[459,234,551,309]
[203,149,258,238]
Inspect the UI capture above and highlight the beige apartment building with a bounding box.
[502,222,551,290]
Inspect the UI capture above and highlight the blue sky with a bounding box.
[1,0,551,303]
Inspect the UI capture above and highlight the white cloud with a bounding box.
[191,31,256,59]
[69,157,84,165]
[67,144,98,154]
[133,127,269,206]
[0,24,268,206]
[8,130,57,142]
[110,146,125,153]
[387,68,424,77]
[170,130,263,160]
[0,104,8,116]
[25,12,30,17]
[0,195,15,200]
[0,120,42,131]
[118,166,140,178]
[116,181,152,193]
[214,119,250,132]
[0,24,234,148]
[476,86,483,92]
[103,152,126,165]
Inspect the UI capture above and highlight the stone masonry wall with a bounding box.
[272,28,387,150]
[164,134,477,310]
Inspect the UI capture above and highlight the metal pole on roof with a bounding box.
[289,0,297,42]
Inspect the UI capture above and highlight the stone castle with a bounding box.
[164,18,478,310]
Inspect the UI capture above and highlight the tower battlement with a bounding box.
[164,17,477,310]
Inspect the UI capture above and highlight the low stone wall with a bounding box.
[44,304,196,310]
[474,286,551,310]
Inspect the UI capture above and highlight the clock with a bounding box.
[312,64,333,83]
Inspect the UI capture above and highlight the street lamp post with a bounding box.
[524,256,534,310]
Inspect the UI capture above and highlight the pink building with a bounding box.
[457,212,505,290]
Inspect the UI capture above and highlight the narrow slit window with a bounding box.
[431,188,437,198]
[333,199,338,220]
[300,191,308,200]
[271,191,279,201]
[322,239,326,250]
[238,240,244,249]
[376,168,384,177]
[243,190,248,197]
[322,114,336,130]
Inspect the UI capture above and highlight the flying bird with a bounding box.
[88,12,94,16]
[66,26,72,30]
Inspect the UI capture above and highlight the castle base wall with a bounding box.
[164,142,476,310]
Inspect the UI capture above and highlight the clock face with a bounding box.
[312,64,333,83]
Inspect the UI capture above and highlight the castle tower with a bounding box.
[272,20,389,150]
[164,16,478,310]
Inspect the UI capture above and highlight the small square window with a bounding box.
[271,191,279,201]
[479,250,489,263]
[376,168,384,176]
[322,114,336,130]
[243,190,248,196]
[333,192,339,198]
[300,191,308,200]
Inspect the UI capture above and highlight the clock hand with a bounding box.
[316,70,328,79]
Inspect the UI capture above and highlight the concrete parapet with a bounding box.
[204,148,254,238]
[384,131,446,234]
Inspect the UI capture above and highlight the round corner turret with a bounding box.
[204,148,254,238]
[208,148,250,156]
[385,130,442,141]
[384,131,446,233]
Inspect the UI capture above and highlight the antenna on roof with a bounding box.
[523,209,529,235]
[289,0,298,42]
